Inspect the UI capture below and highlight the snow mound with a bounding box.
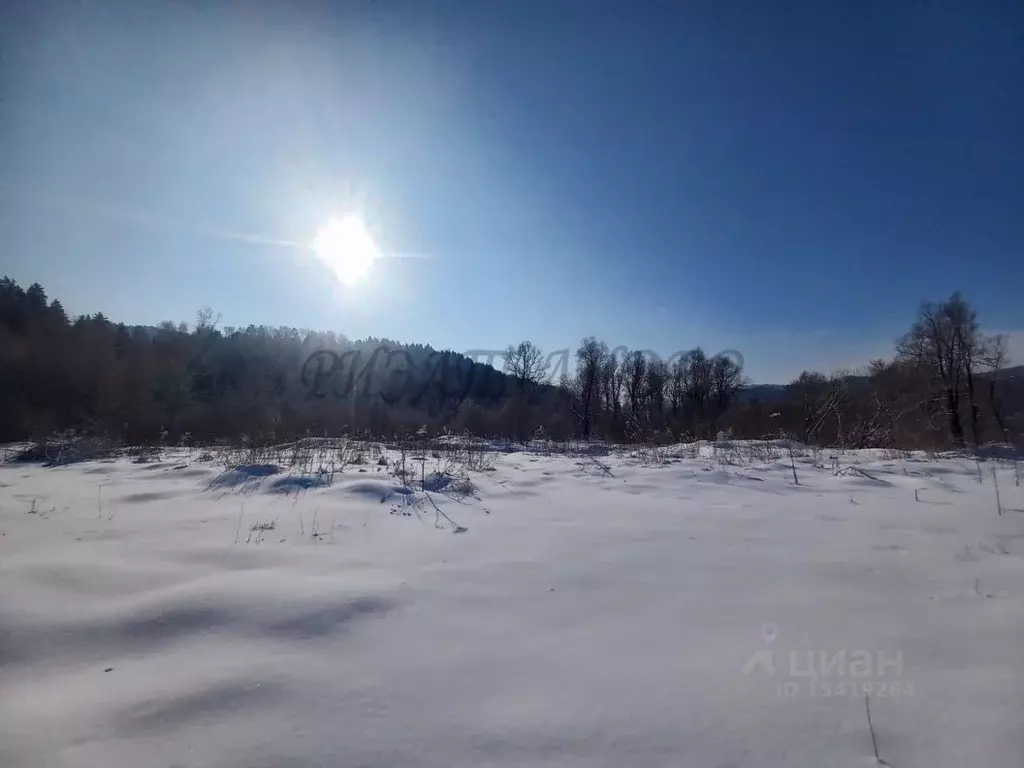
[208,463,282,488]
[333,478,414,500]
[421,471,474,495]
[267,473,330,493]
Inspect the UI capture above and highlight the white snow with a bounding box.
[2,443,1024,767]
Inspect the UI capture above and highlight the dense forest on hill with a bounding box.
[0,277,1020,450]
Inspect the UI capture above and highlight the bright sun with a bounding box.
[311,216,380,286]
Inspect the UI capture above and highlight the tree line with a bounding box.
[770,293,1019,450]
[0,277,1019,449]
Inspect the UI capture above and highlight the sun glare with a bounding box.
[311,216,380,286]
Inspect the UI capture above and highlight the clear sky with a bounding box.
[1,1,1022,382]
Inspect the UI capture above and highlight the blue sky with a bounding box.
[1,1,1022,382]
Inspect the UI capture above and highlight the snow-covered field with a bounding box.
[2,442,1024,767]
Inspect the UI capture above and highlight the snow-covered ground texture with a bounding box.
[3,440,1024,767]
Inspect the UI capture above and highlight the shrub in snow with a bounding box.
[14,434,118,466]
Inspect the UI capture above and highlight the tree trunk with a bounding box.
[988,380,1008,441]
[946,388,965,447]
[965,364,982,445]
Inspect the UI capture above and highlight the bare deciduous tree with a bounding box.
[710,355,743,427]
[502,340,546,396]
[600,350,624,435]
[981,334,1011,442]
[646,360,668,420]
[668,355,686,422]
[897,294,970,447]
[622,350,647,421]
[569,337,610,438]
[787,370,846,445]
[195,306,222,333]
[948,295,985,445]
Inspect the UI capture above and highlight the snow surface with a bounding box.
[2,443,1024,767]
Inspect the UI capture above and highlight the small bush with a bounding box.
[14,433,119,466]
[128,444,161,463]
[880,448,909,461]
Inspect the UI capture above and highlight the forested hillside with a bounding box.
[1,277,1019,450]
